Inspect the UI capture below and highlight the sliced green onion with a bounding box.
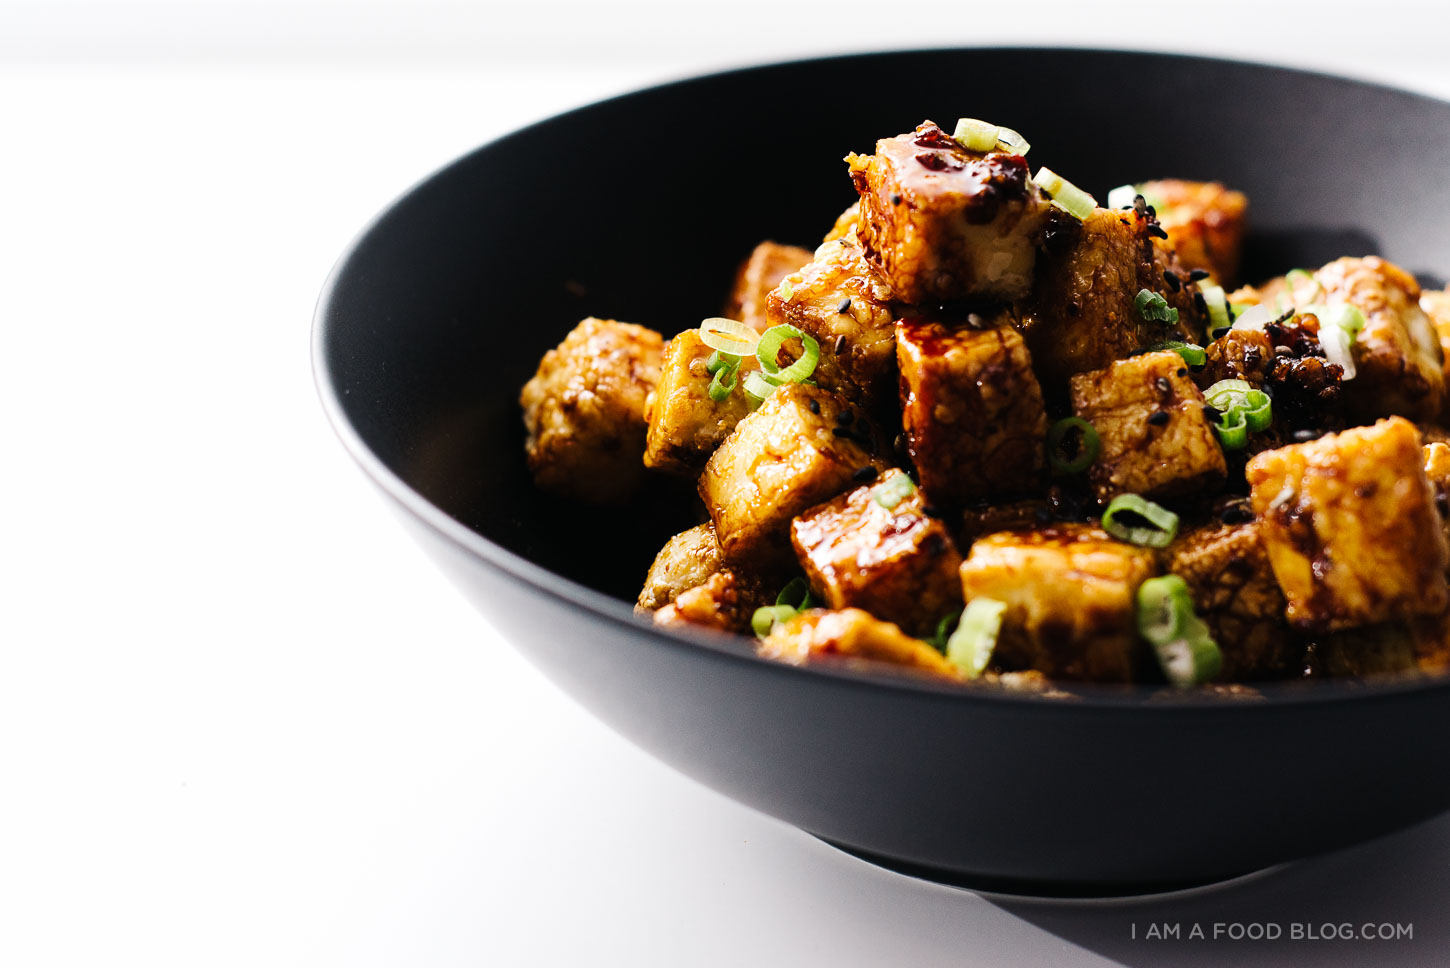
[952,118,1000,151]
[1148,340,1206,366]
[1136,575,1223,687]
[1046,416,1100,475]
[775,577,814,612]
[1307,302,1367,340]
[1035,167,1096,221]
[707,363,738,402]
[1230,302,1255,318]
[994,125,1030,156]
[1285,268,1323,302]
[705,350,740,375]
[1102,494,1179,548]
[1106,184,1139,210]
[751,604,798,638]
[1212,407,1248,450]
[1200,283,1230,334]
[946,598,1006,679]
[1134,288,1180,326]
[1242,390,1272,432]
[1318,320,1356,380]
[1203,378,1253,410]
[872,470,916,509]
[755,323,821,385]
[926,610,962,652]
[742,369,778,407]
[699,317,759,356]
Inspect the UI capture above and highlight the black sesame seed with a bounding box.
[1176,367,1188,378]
[837,298,852,314]
[808,398,821,415]
[1202,404,1220,419]
[894,433,909,455]
[833,334,846,354]
[966,312,985,329]
[1275,345,1294,357]
[1220,504,1254,524]
[1188,268,1211,282]
[1163,270,1181,292]
[1193,291,1208,314]
[1067,301,1081,317]
[1155,376,1172,394]
[1148,411,1171,426]
[922,504,942,518]
[1148,224,1169,240]
[852,465,878,483]
[835,409,853,426]
[1210,326,1230,339]
[1133,194,1147,214]
[891,193,903,205]
[1292,428,1319,442]
[1146,205,1157,218]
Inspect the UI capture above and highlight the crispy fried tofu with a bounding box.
[1424,442,1450,559]
[790,471,963,636]
[644,329,759,474]
[1165,522,1295,680]
[897,319,1049,505]
[764,235,898,406]
[652,569,773,634]
[757,608,959,679]
[699,385,883,565]
[520,317,663,502]
[1246,417,1450,632]
[1069,350,1227,502]
[847,121,1047,303]
[1421,289,1450,422]
[822,202,860,243]
[721,241,814,332]
[1021,206,1208,392]
[637,523,722,611]
[958,525,1159,682]
[1137,179,1248,286]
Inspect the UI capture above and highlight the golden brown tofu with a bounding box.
[652,569,773,635]
[1165,522,1295,680]
[897,319,1048,505]
[1421,289,1450,422]
[790,472,963,637]
[699,384,883,566]
[644,329,759,475]
[1424,442,1450,559]
[757,608,959,680]
[1136,179,1248,286]
[764,235,897,406]
[1246,417,1450,632]
[847,121,1047,303]
[958,525,1159,682]
[520,317,663,502]
[1069,350,1227,503]
[721,241,814,332]
[637,523,722,611]
[1021,206,1208,392]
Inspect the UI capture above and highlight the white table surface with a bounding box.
[6,13,1450,965]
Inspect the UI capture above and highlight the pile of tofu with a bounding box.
[520,119,1450,688]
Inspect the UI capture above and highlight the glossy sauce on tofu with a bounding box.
[522,116,1450,691]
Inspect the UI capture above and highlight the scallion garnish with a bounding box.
[946,598,1006,679]
[755,323,821,385]
[742,369,778,407]
[926,610,962,652]
[1285,268,1323,302]
[1136,575,1223,687]
[1213,408,1247,450]
[1134,288,1180,326]
[872,470,916,509]
[707,362,738,402]
[699,317,760,356]
[1046,416,1100,475]
[1148,340,1206,366]
[951,118,1031,155]
[1034,167,1096,221]
[1101,494,1179,548]
[751,604,799,638]
[1203,379,1272,449]
[705,350,739,375]
[1200,282,1231,334]
[775,577,814,612]
[994,125,1030,156]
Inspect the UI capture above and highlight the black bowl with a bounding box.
[314,48,1450,894]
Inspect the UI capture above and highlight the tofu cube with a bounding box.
[1246,416,1450,632]
[637,523,722,612]
[520,317,663,502]
[790,471,963,637]
[846,121,1047,303]
[822,202,860,243]
[1022,206,1208,392]
[721,241,813,332]
[1137,179,1248,286]
[1423,290,1450,422]
[958,525,1159,682]
[700,385,883,565]
[1069,350,1227,502]
[652,569,772,635]
[644,329,759,474]
[764,235,898,406]
[1164,521,1295,680]
[897,318,1048,504]
[1423,442,1450,560]
[757,608,959,680]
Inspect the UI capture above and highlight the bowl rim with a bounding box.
[312,44,1450,711]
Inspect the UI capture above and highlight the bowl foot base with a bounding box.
[816,837,1280,902]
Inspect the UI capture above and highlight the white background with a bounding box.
[4,2,1450,966]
